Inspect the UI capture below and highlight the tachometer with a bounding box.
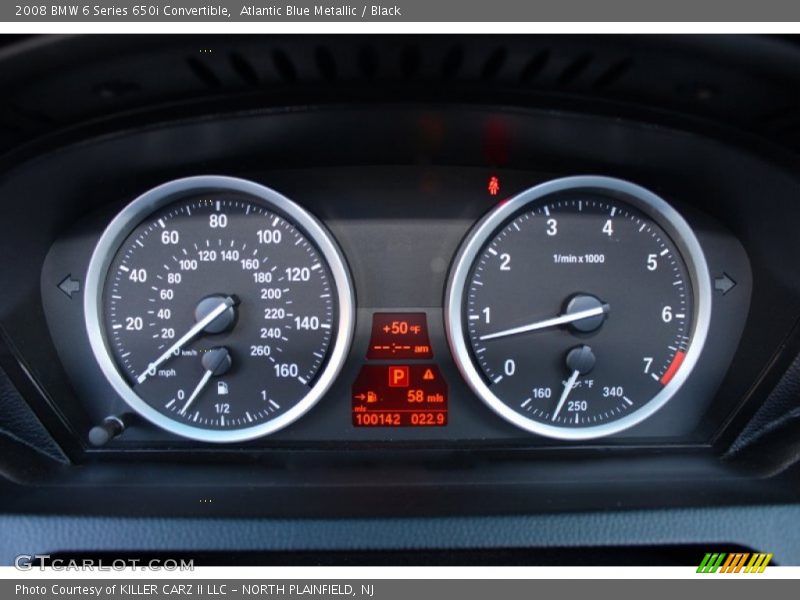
[84,176,354,443]
[445,176,711,440]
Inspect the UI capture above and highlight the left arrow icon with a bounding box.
[58,275,80,299]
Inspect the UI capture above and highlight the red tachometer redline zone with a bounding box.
[659,350,686,386]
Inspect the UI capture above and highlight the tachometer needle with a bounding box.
[180,369,214,415]
[136,296,235,385]
[479,304,608,341]
[551,369,580,422]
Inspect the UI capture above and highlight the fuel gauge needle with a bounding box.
[180,369,214,415]
[179,347,232,415]
[551,369,580,422]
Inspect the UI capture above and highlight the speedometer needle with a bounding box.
[136,296,236,385]
[479,304,609,341]
[551,369,580,422]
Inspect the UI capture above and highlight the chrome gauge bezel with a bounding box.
[444,175,712,440]
[84,175,355,443]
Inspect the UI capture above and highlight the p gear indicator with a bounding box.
[388,366,410,388]
[352,365,448,427]
[367,313,433,359]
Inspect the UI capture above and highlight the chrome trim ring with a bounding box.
[444,175,712,440]
[84,175,355,443]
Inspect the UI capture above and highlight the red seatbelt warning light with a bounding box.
[488,175,500,196]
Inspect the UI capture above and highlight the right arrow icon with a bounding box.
[714,273,736,295]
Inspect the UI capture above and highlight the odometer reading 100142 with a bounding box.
[445,176,711,440]
[85,176,354,443]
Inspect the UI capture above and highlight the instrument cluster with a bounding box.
[39,166,751,448]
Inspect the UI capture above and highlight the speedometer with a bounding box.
[84,176,354,443]
[445,176,711,440]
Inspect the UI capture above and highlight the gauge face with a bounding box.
[445,176,711,440]
[85,176,354,443]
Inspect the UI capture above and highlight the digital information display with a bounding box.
[366,313,433,359]
[353,313,448,427]
[352,365,448,427]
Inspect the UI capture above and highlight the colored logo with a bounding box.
[697,552,772,573]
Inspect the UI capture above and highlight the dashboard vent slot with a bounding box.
[441,45,464,80]
[357,45,379,81]
[519,50,551,83]
[229,52,259,87]
[271,49,298,83]
[401,45,421,79]
[558,52,593,85]
[315,46,338,81]
[592,57,633,90]
[185,57,222,89]
[481,47,507,81]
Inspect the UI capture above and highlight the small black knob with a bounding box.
[88,416,126,447]
[565,294,609,333]
[566,345,596,376]
[201,346,232,376]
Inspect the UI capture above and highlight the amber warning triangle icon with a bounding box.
[423,369,435,381]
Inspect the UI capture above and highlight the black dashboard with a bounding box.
[2,34,800,566]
